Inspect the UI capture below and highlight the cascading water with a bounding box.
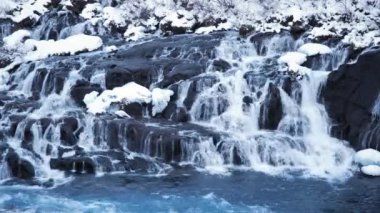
[182,33,354,180]
[0,31,357,187]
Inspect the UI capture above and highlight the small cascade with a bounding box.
[360,95,380,150]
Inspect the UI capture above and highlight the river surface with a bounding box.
[1,170,379,212]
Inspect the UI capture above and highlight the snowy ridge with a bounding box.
[1,0,379,49]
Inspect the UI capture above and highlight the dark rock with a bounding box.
[0,52,12,68]
[259,83,283,130]
[50,157,95,173]
[105,60,156,89]
[239,25,255,37]
[5,150,35,179]
[322,48,380,150]
[59,117,81,146]
[161,102,190,122]
[122,102,144,119]
[212,59,231,72]
[70,80,102,107]
[69,0,94,14]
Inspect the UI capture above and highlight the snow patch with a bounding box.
[124,26,146,42]
[3,30,31,50]
[361,165,380,177]
[298,43,332,56]
[151,88,174,116]
[354,149,380,166]
[24,34,103,61]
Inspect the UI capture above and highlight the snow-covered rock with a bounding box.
[298,43,332,56]
[151,88,174,116]
[278,52,307,65]
[84,82,174,116]
[124,26,146,42]
[3,30,31,50]
[361,165,380,177]
[24,34,103,61]
[103,7,127,29]
[84,82,151,115]
[354,149,380,166]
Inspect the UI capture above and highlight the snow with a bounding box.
[0,0,17,18]
[3,30,31,50]
[161,10,195,29]
[84,82,173,116]
[151,88,174,116]
[11,0,51,23]
[354,149,380,166]
[115,110,131,118]
[124,26,146,42]
[84,82,152,115]
[298,43,332,56]
[103,7,127,28]
[103,45,118,53]
[278,52,307,65]
[23,34,103,61]
[80,3,102,19]
[361,165,380,177]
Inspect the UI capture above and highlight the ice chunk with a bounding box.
[298,43,332,56]
[361,165,380,176]
[24,34,103,61]
[151,88,174,116]
[355,149,380,166]
[3,30,31,50]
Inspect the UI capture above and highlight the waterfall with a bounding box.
[0,31,357,184]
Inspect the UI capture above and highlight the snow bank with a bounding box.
[84,82,173,116]
[298,43,332,56]
[354,149,380,166]
[361,165,380,177]
[152,88,174,116]
[24,34,103,61]
[3,30,31,50]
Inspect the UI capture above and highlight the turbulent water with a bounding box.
[0,25,379,211]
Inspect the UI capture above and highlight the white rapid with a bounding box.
[185,33,354,180]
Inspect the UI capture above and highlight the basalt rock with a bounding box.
[259,83,283,130]
[5,150,35,179]
[322,48,380,150]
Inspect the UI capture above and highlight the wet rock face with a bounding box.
[259,83,283,130]
[33,10,84,40]
[5,150,35,179]
[323,48,380,150]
